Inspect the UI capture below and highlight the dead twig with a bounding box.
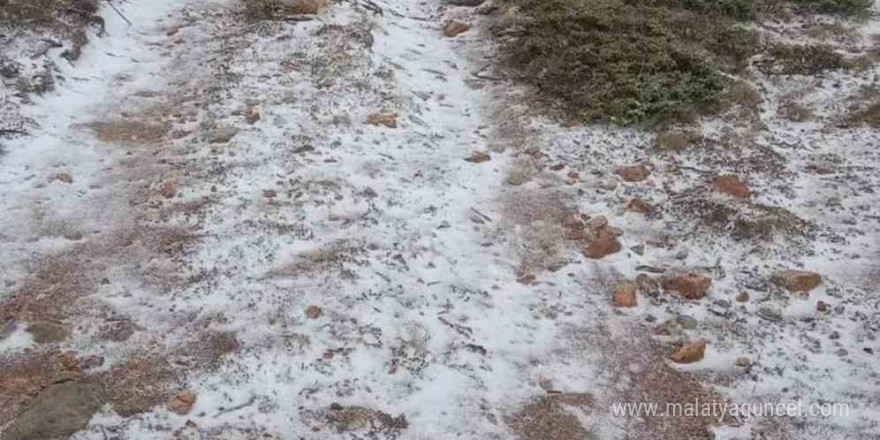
[106,0,132,26]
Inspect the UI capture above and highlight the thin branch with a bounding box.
[105,0,132,26]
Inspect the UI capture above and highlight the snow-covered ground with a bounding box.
[1,0,879,439]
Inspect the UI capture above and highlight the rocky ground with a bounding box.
[1,0,879,439]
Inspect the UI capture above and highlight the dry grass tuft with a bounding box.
[268,240,364,278]
[242,0,329,20]
[84,120,170,146]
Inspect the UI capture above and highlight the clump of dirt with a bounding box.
[94,353,179,417]
[84,120,171,146]
[1,246,104,324]
[322,404,409,437]
[505,393,596,440]
[595,327,729,440]
[500,189,573,275]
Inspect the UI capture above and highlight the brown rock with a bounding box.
[245,106,261,124]
[611,281,637,307]
[581,230,621,259]
[561,212,586,230]
[443,21,470,37]
[625,197,652,214]
[159,178,178,199]
[773,270,822,292]
[367,111,397,128]
[586,215,608,231]
[670,340,707,364]
[654,132,690,151]
[56,172,73,184]
[168,390,197,415]
[58,351,80,372]
[465,151,491,163]
[735,291,749,303]
[305,305,324,319]
[662,274,712,300]
[517,274,537,285]
[735,356,750,367]
[817,301,829,312]
[615,164,650,183]
[563,228,590,241]
[713,175,750,199]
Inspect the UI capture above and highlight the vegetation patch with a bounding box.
[758,43,851,75]
[242,0,329,20]
[494,0,870,125]
[0,0,103,60]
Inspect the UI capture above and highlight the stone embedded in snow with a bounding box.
[581,230,621,259]
[773,270,822,292]
[2,382,101,440]
[817,301,830,312]
[713,175,750,199]
[465,150,491,163]
[670,340,706,364]
[443,21,470,38]
[56,172,73,184]
[305,305,324,319]
[245,106,261,124]
[735,356,751,367]
[625,197,652,214]
[367,111,397,128]
[586,215,608,231]
[517,274,537,285]
[159,178,178,199]
[662,274,712,300]
[209,125,239,144]
[26,321,69,343]
[615,164,650,182]
[562,212,587,230]
[611,281,637,307]
[168,390,197,415]
[736,291,749,303]
[635,273,659,296]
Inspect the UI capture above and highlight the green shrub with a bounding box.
[497,0,870,125]
[500,0,759,124]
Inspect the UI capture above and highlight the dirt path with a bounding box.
[2,0,880,439]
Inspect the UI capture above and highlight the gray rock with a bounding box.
[208,126,239,144]
[677,315,698,330]
[1,382,102,440]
